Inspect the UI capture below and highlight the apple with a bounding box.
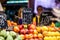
[18,25,24,30]
[25,29,29,34]
[38,33,43,38]
[20,29,26,34]
[33,29,38,34]
[29,29,34,34]
[28,24,31,27]
[33,34,37,38]
[29,34,33,38]
[29,24,36,30]
[25,34,29,39]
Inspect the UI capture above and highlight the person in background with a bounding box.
[18,7,23,25]
[33,6,53,26]
[15,7,23,25]
[0,2,7,29]
[33,6,43,26]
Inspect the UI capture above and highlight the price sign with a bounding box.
[22,8,33,24]
[40,12,51,26]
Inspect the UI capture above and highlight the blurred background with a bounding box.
[0,0,60,24]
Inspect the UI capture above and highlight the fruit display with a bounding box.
[7,20,17,27]
[0,20,60,40]
[0,30,22,40]
[43,31,60,40]
[12,23,60,40]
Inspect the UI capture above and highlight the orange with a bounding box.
[36,27,41,33]
[13,26,20,33]
[38,33,43,38]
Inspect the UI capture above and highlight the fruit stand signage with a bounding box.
[22,8,33,24]
[40,12,51,26]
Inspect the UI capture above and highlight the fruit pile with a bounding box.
[7,20,17,27]
[13,24,43,40]
[43,31,60,40]
[13,24,60,40]
[0,30,23,40]
[6,20,60,40]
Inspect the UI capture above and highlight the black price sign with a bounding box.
[40,12,51,26]
[22,8,33,24]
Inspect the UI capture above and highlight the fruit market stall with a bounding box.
[2,20,59,40]
[0,8,60,40]
[0,19,60,40]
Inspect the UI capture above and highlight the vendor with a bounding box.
[33,6,44,26]
[33,6,53,26]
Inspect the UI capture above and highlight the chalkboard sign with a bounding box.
[22,8,33,24]
[40,12,51,26]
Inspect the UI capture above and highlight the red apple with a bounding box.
[25,29,29,34]
[29,24,36,30]
[28,24,31,29]
[29,29,34,34]
[18,25,24,30]
[20,29,26,34]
